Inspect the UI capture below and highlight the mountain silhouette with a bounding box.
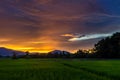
[49,50,70,55]
[0,47,26,57]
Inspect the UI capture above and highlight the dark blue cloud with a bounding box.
[97,0,120,15]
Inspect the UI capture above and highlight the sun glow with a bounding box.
[0,43,55,53]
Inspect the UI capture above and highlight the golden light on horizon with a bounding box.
[0,46,53,53]
[0,41,56,53]
[0,32,93,53]
[0,36,94,53]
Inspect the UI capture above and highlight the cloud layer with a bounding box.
[0,0,120,52]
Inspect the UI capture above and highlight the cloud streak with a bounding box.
[69,33,112,41]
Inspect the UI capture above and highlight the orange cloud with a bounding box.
[61,34,74,37]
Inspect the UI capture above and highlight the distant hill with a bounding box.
[0,47,26,57]
[49,50,70,55]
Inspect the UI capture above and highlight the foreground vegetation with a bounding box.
[0,59,120,80]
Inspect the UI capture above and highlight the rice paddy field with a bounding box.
[0,59,120,80]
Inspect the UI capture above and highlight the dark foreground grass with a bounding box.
[0,59,119,80]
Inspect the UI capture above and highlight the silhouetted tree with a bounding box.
[12,52,17,59]
[94,32,120,58]
[74,49,86,58]
[25,51,30,58]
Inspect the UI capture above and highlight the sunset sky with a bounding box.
[0,0,120,53]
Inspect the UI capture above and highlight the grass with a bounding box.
[0,59,120,80]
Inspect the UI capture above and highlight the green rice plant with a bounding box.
[0,59,119,80]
